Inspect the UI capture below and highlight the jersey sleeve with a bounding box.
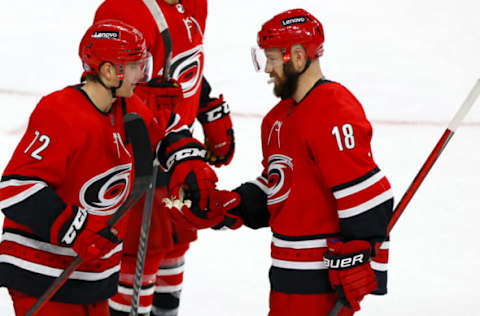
[0,98,75,240]
[308,98,393,244]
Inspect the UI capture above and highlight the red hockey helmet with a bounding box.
[252,9,324,71]
[79,19,152,82]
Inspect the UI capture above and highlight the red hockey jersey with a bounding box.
[95,0,207,125]
[255,79,393,294]
[0,85,164,304]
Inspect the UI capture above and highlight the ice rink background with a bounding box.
[0,0,480,315]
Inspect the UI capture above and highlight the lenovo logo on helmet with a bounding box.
[281,16,306,27]
[92,31,119,39]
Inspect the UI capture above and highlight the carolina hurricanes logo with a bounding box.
[160,45,204,99]
[267,154,293,205]
[79,163,132,216]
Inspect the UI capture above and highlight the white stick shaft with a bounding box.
[448,79,480,132]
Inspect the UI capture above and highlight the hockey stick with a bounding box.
[327,79,480,316]
[26,113,154,316]
[128,2,173,315]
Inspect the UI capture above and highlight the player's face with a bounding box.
[264,48,299,99]
[117,55,153,97]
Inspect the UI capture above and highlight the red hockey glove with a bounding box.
[210,190,243,230]
[135,77,183,113]
[197,95,235,167]
[324,239,377,311]
[51,206,120,261]
[157,129,218,211]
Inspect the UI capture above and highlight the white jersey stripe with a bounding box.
[156,265,184,276]
[118,284,155,296]
[272,236,327,249]
[338,190,394,219]
[2,232,76,256]
[109,300,152,313]
[333,171,385,199]
[271,258,327,270]
[1,232,122,259]
[0,254,120,281]
[370,261,388,272]
[379,241,390,250]
[155,284,183,293]
[0,181,47,209]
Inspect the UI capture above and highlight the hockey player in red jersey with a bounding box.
[0,19,220,316]
[93,1,235,315]
[171,8,394,316]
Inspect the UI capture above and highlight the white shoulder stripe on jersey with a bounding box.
[370,260,388,272]
[271,258,327,270]
[0,254,120,281]
[109,300,152,314]
[0,180,47,209]
[118,284,155,296]
[333,171,385,199]
[272,236,327,249]
[1,232,122,259]
[338,189,394,219]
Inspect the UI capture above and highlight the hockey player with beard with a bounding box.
[93,1,235,315]
[171,8,394,316]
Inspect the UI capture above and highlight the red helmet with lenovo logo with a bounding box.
[257,8,324,62]
[79,19,152,82]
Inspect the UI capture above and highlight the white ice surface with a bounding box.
[0,0,480,315]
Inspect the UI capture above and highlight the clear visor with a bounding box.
[121,52,153,84]
[251,46,285,72]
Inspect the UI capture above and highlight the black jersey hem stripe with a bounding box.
[269,266,333,294]
[331,167,380,192]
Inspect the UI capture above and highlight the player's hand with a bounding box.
[163,188,226,229]
[135,77,183,112]
[197,95,235,167]
[324,239,377,311]
[210,190,243,230]
[52,206,120,261]
[157,129,218,212]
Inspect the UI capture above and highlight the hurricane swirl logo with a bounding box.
[166,45,204,98]
[267,154,293,205]
[79,164,132,216]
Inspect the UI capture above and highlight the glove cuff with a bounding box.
[324,249,371,270]
[51,206,89,246]
[197,95,230,124]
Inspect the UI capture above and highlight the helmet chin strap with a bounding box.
[283,57,312,77]
[96,75,123,99]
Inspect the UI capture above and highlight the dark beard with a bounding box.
[273,61,299,100]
